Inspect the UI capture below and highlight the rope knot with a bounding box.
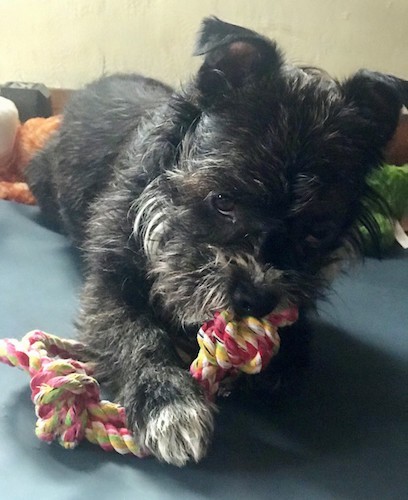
[32,366,100,449]
[190,306,298,396]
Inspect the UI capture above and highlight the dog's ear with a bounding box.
[194,17,282,95]
[384,108,408,166]
[343,70,408,166]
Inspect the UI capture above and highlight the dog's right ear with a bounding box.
[343,70,408,166]
[384,107,408,166]
[194,17,283,97]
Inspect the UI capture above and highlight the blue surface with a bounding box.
[0,200,407,500]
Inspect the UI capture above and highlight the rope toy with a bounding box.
[0,307,298,456]
[190,308,298,397]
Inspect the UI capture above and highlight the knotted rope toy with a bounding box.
[0,307,298,456]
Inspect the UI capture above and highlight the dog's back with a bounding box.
[26,73,172,244]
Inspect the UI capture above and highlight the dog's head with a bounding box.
[134,17,408,326]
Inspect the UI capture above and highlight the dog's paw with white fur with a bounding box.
[141,398,214,466]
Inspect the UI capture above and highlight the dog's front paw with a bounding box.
[141,397,214,466]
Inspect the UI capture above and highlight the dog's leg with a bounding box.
[78,275,214,466]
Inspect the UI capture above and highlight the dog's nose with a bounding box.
[231,282,279,318]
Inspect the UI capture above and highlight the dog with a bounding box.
[26,17,408,465]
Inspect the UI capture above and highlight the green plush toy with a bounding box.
[364,164,408,253]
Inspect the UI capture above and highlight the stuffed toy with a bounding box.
[0,95,61,204]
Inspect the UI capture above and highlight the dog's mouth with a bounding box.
[168,272,303,328]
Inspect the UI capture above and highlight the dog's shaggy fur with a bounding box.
[27,18,408,465]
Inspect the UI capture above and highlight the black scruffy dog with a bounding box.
[26,18,408,465]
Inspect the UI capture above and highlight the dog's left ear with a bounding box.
[343,70,408,166]
[194,17,283,95]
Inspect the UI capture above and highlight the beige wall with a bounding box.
[0,0,407,89]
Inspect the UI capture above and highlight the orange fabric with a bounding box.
[17,115,61,171]
[0,181,36,205]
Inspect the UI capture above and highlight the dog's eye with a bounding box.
[305,222,337,247]
[211,193,235,216]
